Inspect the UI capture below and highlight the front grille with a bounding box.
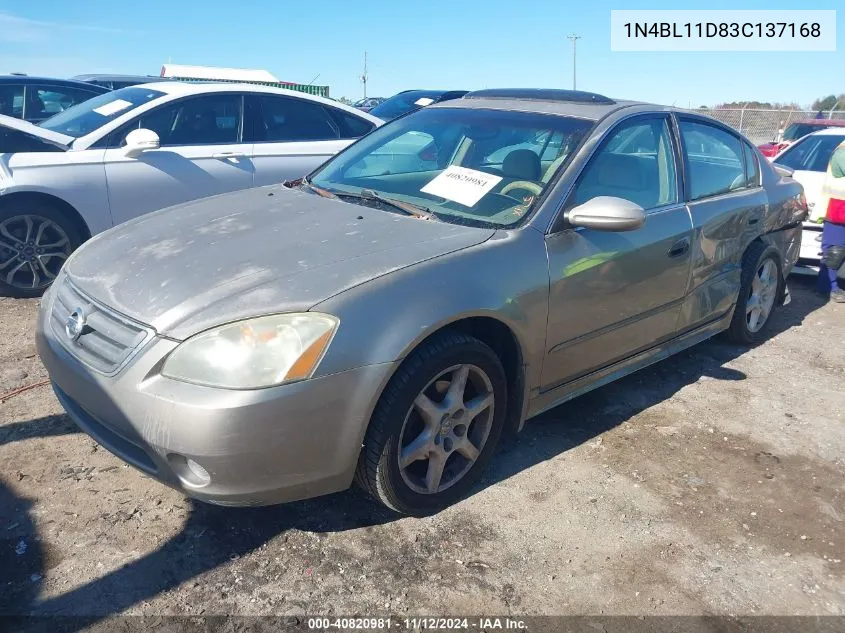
[50,277,152,375]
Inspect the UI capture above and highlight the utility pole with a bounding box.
[567,34,581,90]
[360,51,368,99]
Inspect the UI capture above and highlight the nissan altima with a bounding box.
[37,89,807,515]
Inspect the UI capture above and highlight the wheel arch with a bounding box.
[0,191,92,242]
[380,313,528,436]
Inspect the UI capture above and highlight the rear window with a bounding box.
[369,91,445,120]
[783,123,819,142]
[39,87,165,138]
[775,134,845,172]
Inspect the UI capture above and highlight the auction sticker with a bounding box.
[414,97,435,106]
[93,99,133,116]
[421,166,502,207]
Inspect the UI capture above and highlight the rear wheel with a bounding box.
[725,241,783,344]
[0,201,81,298]
[355,331,508,516]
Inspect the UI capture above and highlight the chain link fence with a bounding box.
[678,108,845,145]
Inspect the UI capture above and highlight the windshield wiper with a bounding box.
[336,188,436,220]
[284,177,339,199]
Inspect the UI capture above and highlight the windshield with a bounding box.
[309,107,594,228]
[39,87,165,138]
[369,91,447,120]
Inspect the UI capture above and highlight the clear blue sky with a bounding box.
[1,0,842,108]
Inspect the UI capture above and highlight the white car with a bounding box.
[772,127,845,279]
[0,82,382,296]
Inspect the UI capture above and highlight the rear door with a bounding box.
[675,116,769,331]
[102,93,255,226]
[248,94,376,186]
[541,114,694,390]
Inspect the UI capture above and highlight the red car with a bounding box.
[758,118,845,157]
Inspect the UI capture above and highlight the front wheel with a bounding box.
[355,331,508,516]
[725,241,783,344]
[0,201,81,298]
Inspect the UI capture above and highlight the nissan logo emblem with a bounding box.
[65,307,86,341]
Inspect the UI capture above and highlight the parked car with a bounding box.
[368,89,468,120]
[72,74,174,91]
[353,97,385,113]
[36,88,806,515]
[773,127,845,279]
[0,75,108,123]
[758,118,845,158]
[0,82,382,296]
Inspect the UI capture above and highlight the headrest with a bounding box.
[502,149,541,181]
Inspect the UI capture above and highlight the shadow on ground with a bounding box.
[0,277,828,628]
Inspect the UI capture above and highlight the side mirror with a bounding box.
[124,128,160,158]
[566,196,646,232]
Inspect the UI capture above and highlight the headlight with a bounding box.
[162,313,338,389]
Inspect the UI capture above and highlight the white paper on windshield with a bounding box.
[92,99,133,116]
[414,97,435,106]
[421,166,503,207]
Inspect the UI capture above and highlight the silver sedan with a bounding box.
[36,88,807,515]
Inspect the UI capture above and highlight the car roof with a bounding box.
[790,118,845,127]
[0,75,109,91]
[430,88,644,122]
[807,127,845,136]
[72,74,172,83]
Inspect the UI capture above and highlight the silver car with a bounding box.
[36,89,807,515]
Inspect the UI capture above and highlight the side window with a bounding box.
[325,107,375,139]
[28,86,99,119]
[257,96,339,142]
[743,142,760,187]
[0,84,24,118]
[571,117,678,210]
[135,94,243,146]
[679,120,745,200]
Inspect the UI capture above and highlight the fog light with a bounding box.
[167,453,211,488]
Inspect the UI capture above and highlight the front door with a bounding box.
[541,114,693,391]
[103,93,255,227]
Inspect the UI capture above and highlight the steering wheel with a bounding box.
[500,180,543,197]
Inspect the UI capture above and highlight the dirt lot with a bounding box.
[1,276,843,622]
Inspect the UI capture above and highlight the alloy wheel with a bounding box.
[397,364,495,495]
[746,259,777,333]
[0,214,71,290]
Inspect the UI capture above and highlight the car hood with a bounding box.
[0,113,74,149]
[65,186,495,340]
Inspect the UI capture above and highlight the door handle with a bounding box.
[212,152,247,161]
[668,238,690,258]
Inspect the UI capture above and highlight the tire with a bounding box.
[725,241,784,345]
[355,331,508,516]
[0,200,82,298]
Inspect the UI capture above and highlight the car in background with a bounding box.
[353,97,385,113]
[773,127,845,279]
[368,89,468,121]
[0,82,381,297]
[0,75,107,123]
[36,88,806,515]
[758,118,845,158]
[72,74,174,91]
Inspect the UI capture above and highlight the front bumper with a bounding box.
[36,292,396,507]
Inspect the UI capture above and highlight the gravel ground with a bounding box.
[0,276,843,622]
